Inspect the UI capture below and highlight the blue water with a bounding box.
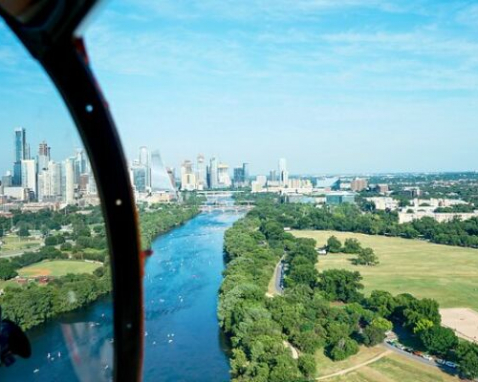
[0,212,240,381]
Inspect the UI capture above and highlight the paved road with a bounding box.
[382,342,459,375]
[274,258,285,295]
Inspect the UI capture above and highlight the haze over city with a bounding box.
[1,0,478,175]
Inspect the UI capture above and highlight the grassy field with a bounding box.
[292,230,478,311]
[0,235,42,255]
[18,260,101,278]
[325,352,460,382]
[315,345,387,377]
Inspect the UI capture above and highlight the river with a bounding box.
[0,211,242,382]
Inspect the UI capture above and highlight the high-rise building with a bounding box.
[21,159,37,197]
[217,163,231,188]
[131,164,147,192]
[180,160,197,191]
[139,146,151,189]
[196,154,206,190]
[1,172,12,188]
[233,167,245,187]
[64,158,75,204]
[209,157,218,189]
[233,163,250,187]
[279,158,289,187]
[38,141,51,172]
[151,150,174,191]
[13,127,27,186]
[269,170,277,182]
[243,163,250,185]
[166,167,176,189]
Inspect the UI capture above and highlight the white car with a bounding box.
[445,361,457,368]
[422,354,433,361]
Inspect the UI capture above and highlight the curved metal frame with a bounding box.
[0,2,144,381]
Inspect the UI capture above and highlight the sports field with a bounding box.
[18,260,101,277]
[0,235,42,256]
[323,351,459,382]
[292,230,478,310]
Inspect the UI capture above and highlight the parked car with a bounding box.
[422,354,433,361]
[436,358,445,365]
[445,361,457,368]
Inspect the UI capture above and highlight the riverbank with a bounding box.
[1,210,243,381]
[0,204,200,332]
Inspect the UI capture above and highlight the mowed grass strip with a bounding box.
[18,260,101,277]
[0,235,42,253]
[314,345,387,377]
[326,352,460,382]
[292,230,478,311]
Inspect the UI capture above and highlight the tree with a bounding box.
[354,248,379,266]
[362,324,386,346]
[44,236,58,246]
[0,260,18,280]
[318,269,364,303]
[419,326,458,356]
[403,298,441,329]
[327,236,342,253]
[371,317,393,332]
[457,342,478,380]
[18,227,30,237]
[298,354,316,378]
[413,318,434,334]
[327,337,359,361]
[366,290,397,318]
[343,238,362,254]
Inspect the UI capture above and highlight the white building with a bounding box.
[64,158,75,204]
[279,158,289,187]
[21,159,36,196]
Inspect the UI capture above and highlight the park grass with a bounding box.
[0,235,42,255]
[315,345,387,377]
[326,352,460,382]
[292,230,478,311]
[18,260,101,278]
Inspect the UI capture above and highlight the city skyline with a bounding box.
[1,2,478,174]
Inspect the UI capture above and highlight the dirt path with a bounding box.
[283,340,299,360]
[315,350,391,381]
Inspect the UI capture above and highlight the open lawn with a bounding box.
[292,230,478,311]
[0,235,42,256]
[315,345,388,377]
[18,260,101,277]
[325,352,459,382]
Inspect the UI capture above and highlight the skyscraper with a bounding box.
[139,146,151,189]
[38,141,51,172]
[180,160,197,191]
[64,158,75,204]
[217,163,231,188]
[233,167,245,187]
[279,158,289,187]
[131,163,147,192]
[13,127,27,186]
[151,150,175,191]
[209,157,218,189]
[196,154,206,190]
[243,163,250,185]
[21,159,37,197]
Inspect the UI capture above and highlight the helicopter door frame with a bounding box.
[0,2,144,381]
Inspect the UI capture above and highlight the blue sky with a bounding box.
[1,0,478,175]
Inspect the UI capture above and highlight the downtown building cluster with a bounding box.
[0,128,97,210]
[179,155,249,191]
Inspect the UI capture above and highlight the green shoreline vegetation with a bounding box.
[0,203,199,331]
[219,202,478,381]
